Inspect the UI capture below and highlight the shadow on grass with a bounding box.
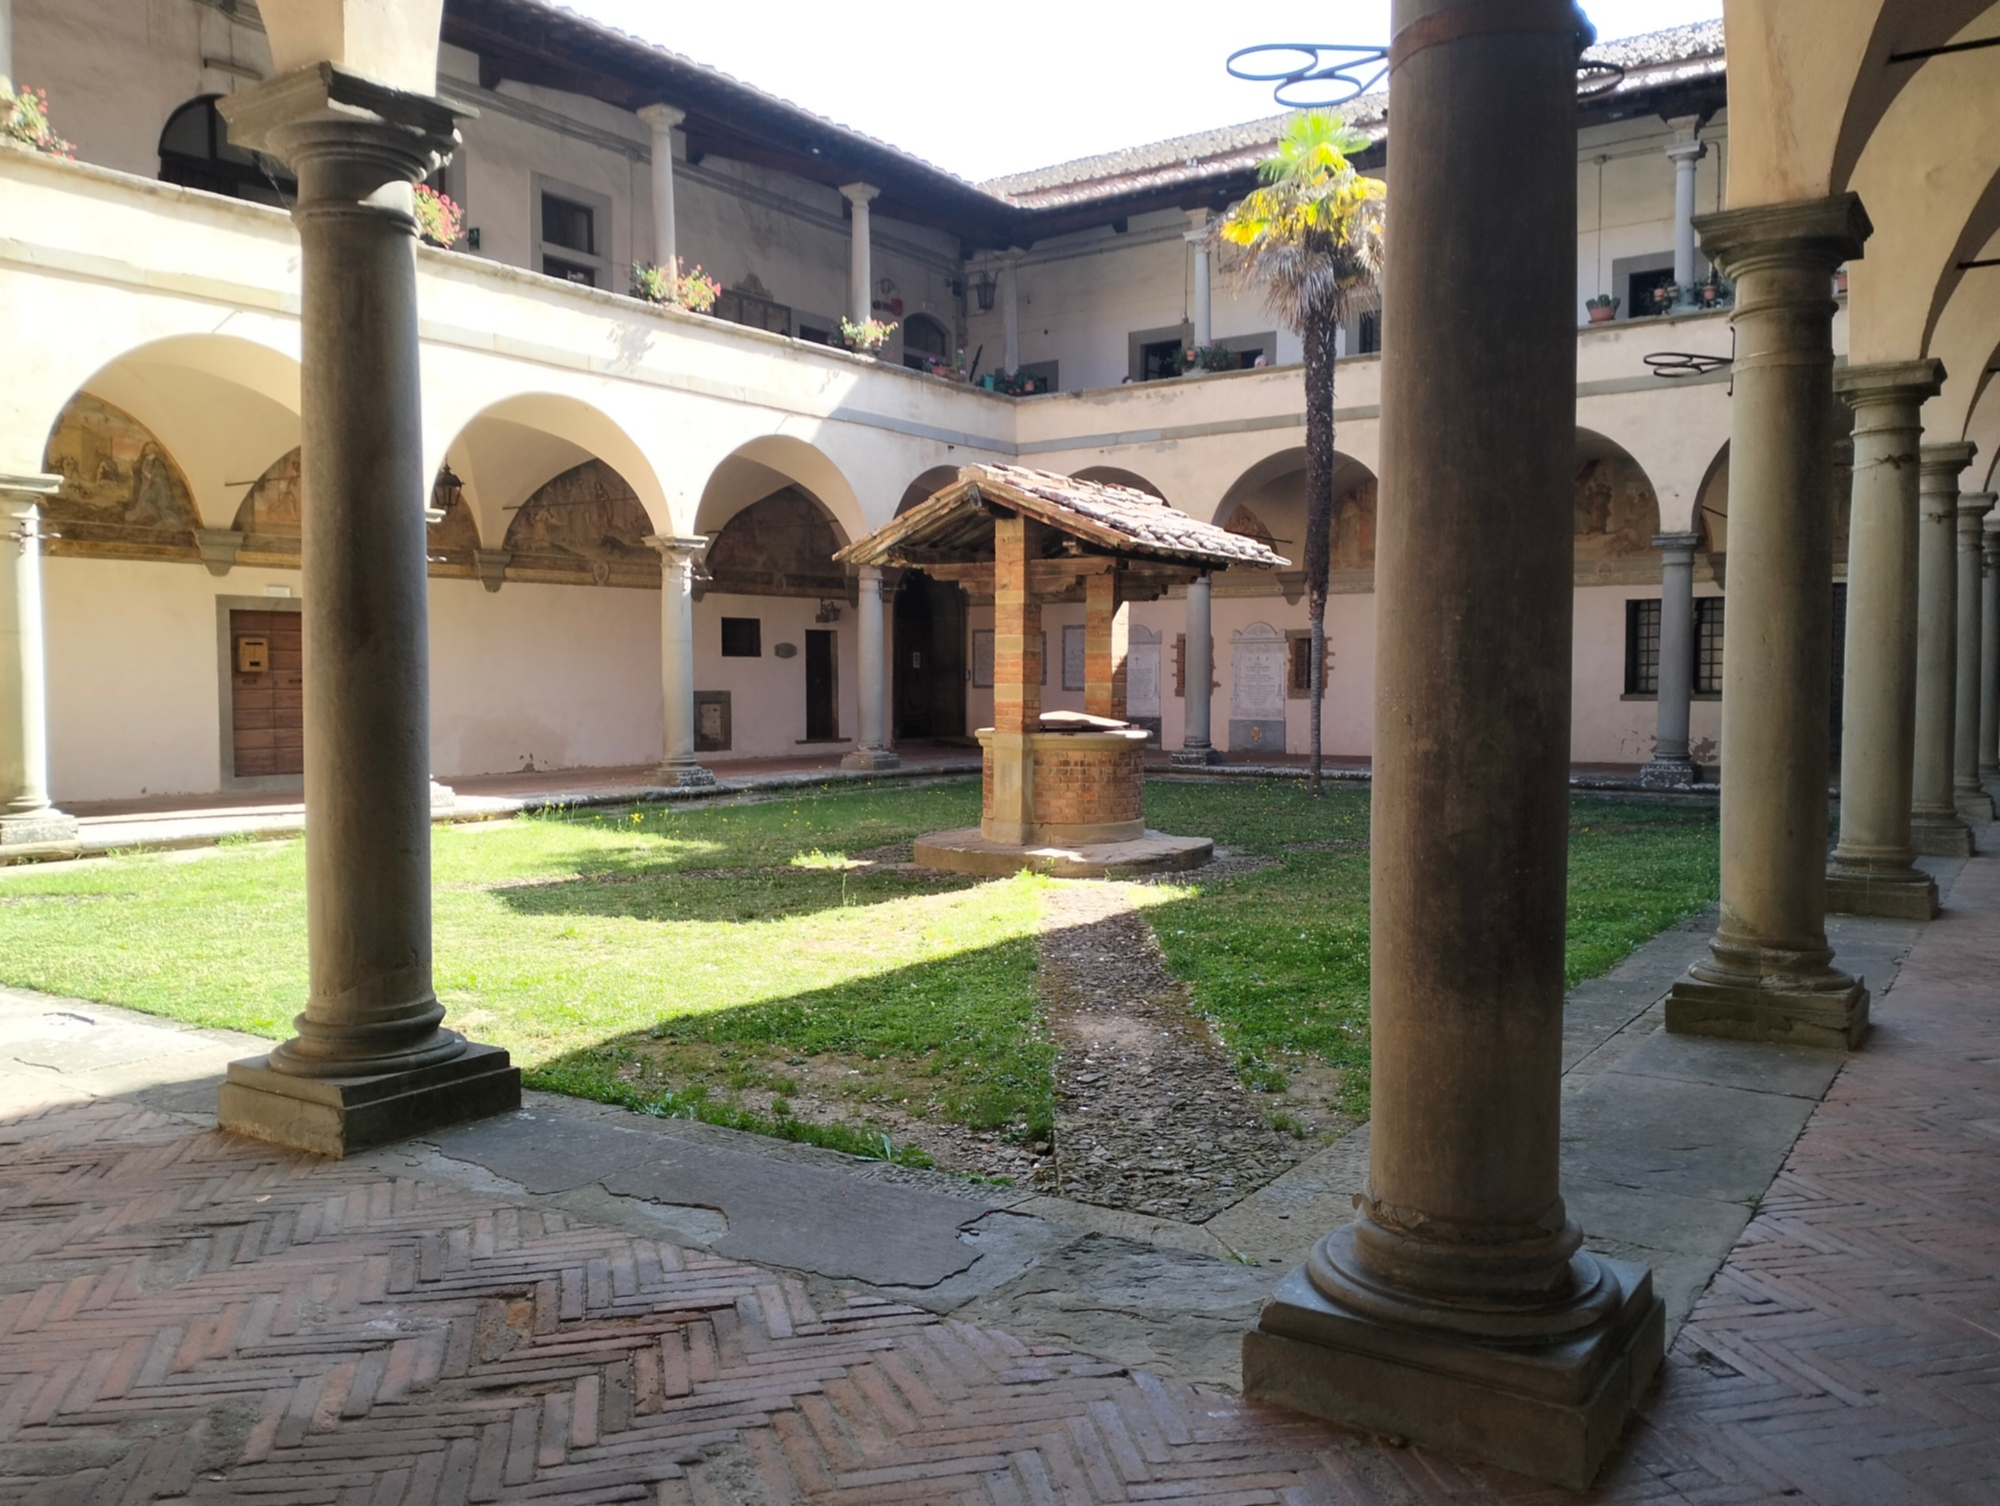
[488,862,976,925]
[524,932,1051,1170]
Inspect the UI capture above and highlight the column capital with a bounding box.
[1694,193,1871,282]
[0,473,59,512]
[645,534,708,562]
[1651,531,1701,559]
[839,182,880,207]
[1919,441,1979,482]
[1663,117,1706,162]
[1184,207,1211,242]
[1832,357,1945,409]
[1960,492,1998,525]
[636,102,685,131]
[219,60,463,165]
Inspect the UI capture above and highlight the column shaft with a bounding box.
[651,537,715,787]
[0,0,14,95]
[842,565,899,771]
[982,515,1041,843]
[637,104,683,270]
[840,184,878,328]
[0,482,76,847]
[1954,493,1994,817]
[1666,194,1870,1048]
[214,70,519,1154]
[1169,573,1219,765]
[1640,531,1701,786]
[1665,120,1705,303]
[1187,211,1212,349]
[1981,523,2000,785]
[1244,4,1661,1486]
[1001,256,1020,374]
[1823,362,1940,919]
[1910,443,1976,853]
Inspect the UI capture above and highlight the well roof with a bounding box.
[836,465,1290,572]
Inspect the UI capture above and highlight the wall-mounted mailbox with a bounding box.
[237,637,270,675]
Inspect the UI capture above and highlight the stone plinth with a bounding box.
[219,1044,521,1160]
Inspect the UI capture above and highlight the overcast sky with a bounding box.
[557,0,1725,183]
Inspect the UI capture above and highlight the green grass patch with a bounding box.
[1139,781,1719,1119]
[0,777,1716,1149]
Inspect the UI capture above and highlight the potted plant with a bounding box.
[631,258,722,312]
[1649,282,1679,316]
[1585,293,1619,324]
[926,348,970,382]
[838,316,898,355]
[1180,343,1239,374]
[1834,266,1849,296]
[413,184,465,249]
[1697,273,1728,308]
[0,85,72,158]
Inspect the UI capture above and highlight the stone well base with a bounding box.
[913,827,1212,879]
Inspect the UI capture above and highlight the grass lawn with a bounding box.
[0,778,1718,1168]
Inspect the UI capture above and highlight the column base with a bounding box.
[840,748,902,772]
[1826,864,1939,920]
[1954,787,1996,821]
[1910,813,1975,856]
[217,1041,522,1159]
[430,779,456,813]
[1665,970,1869,1048]
[1637,755,1703,789]
[1243,1261,1663,1490]
[653,761,717,789]
[0,809,80,849]
[1169,744,1224,767]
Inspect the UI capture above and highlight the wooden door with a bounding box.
[231,609,303,777]
[805,629,837,741]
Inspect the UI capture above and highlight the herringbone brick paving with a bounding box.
[3,862,1996,1503]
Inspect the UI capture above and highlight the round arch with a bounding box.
[1574,428,1664,581]
[897,465,961,516]
[693,434,865,544]
[42,334,304,532]
[1210,446,1378,575]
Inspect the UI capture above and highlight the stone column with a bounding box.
[1665,195,1871,1049]
[1169,572,1221,765]
[214,66,519,1156]
[1665,118,1706,309]
[843,564,899,771]
[1910,442,1976,853]
[1982,518,2000,790]
[1640,531,1702,786]
[1243,4,1660,1487]
[1954,492,1995,818]
[1083,569,1129,720]
[1823,361,1941,919]
[636,104,684,271]
[1186,210,1212,349]
[0,479,77,850]
[649,535,716,788]
[839,183,878,328]
[1001,253,1021,375]
[0,0,15,96]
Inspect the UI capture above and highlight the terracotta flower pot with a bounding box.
[1587,305,1616,324]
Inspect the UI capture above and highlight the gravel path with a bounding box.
[1032,879,1318,1221]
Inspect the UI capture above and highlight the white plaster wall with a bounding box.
[691,593,860,760]
[1575,114,1730,324]
[1569,583,1724,767]
[430,578,662,778]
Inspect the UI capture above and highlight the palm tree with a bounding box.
[1213,111,1384,796]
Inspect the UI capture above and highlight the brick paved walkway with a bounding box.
[1,869,1994,1502]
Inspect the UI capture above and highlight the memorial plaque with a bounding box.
[1230,622,1287,753]
[1127,626,1162,744]
[1062,625,1086,691]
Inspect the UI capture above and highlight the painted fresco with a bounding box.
[41,394,199,560]
[1223,503,1276,551]
[1331,478,1376,572]
[503,460,659,587]
[229,449,482,576]
[703,487,848,598]
[1573,455,1660,582]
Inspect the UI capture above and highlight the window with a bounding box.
[1356,310,1381,355]
[1629,266,1678,318]
[901,313,951,372]
[720,617,762,657]
[1139,338,1184,381]
[1625,599,1661,695]
[534,179,611,288]
[158,95,294,205]
[715,287,793,334]
[1695,597,1724,695]
[1286,630,1326,698]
